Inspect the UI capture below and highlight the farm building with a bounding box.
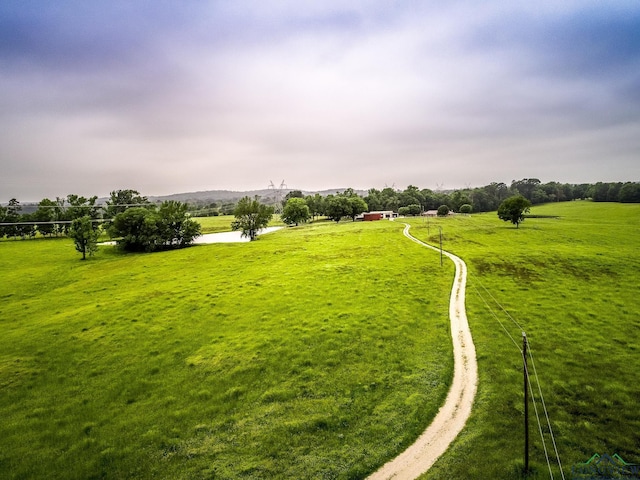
[360,210,398,221]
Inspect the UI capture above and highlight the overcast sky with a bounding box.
[1,1,639,201]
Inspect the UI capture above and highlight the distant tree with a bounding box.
[104,189,149,219]
[437,205,450,217]
[3,199,22,238]
[510,178,541,202]
[399,185,424,208]
[109,201,200,251]
[282,198,311,226]
[66,194,100,222]
[399,204,421,216]
[380,187,399,211]
[449,190,471,211]
[407,204,422,216]
[497,195,531,228]
[305,194,325,219]
[156,201,201,247]
[231,196,274,240]
[347,195,368,221]
[108,207,159,252]
[364,188,383,211]
[33,198,61,237]
[619,182,640,203]
[69,216,99,260]
[459,204,473,214]
[16,214,36,239]
[0,204,6,238]
[325,195,351,222]
[284,190,304,202]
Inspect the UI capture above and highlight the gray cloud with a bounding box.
[1,0,639,200]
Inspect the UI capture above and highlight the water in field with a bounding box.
[99,226,283,246]
[192,226,282,244]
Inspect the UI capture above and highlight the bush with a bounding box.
[459,204,473,214]
[437,205,450,216]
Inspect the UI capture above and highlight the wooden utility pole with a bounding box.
[523,332,529,474]
[438,226,443,266]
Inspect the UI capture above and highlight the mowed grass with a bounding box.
[0,220,454,479]
[404,202,640,479]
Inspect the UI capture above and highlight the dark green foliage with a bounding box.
[108,201,201,252]
[304,193,325,218]
[108,207,160,251]
[398,204,421,216]
[104,189,150,219]
[497,195,532,228]
[459,204,473,214]
[326,195,352,222]
[618,182,640,203]
[325,189,368,222]
[437,205,450,216]
[231,196,274,240]
[156,201,202,248]
[282,198,311,226]
[69,215,99,260]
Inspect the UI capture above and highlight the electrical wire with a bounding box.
[472,281,522,353]
[527,341,566,479]
[526,358,555,479]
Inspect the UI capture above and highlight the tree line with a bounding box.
[2,179,639,241]
[280,179,640,221]
[0,190,200,258]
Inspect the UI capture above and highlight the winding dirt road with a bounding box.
[367,223,478,480]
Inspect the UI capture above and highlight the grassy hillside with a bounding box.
[405,202,640,479]
[0,220,454,479]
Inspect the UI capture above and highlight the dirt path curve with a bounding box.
[367,223,478,480]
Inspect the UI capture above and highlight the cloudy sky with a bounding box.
[1,1,639,200]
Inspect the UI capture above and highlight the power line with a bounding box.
[526,358,555,479]
[477,280,524,332]
[472,274,565,478]
[472,282,522,353]
[528,341,566,479]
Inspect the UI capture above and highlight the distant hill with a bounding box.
[148,188,367,204]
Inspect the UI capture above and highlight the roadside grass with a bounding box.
[0,220,454,479]
[405,202,640,479]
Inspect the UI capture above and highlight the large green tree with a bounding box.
[156,201,201,247]
[497,195,531,228]
[104,189,150,219]
[69,216,99,260]
[231,196,274,241]
[108,201,201,252]
[326,190,368,222]
[282,198,311,226]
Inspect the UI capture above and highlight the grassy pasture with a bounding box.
[0,220,454,479]
[195,214,287,234]
[404,202,640,479]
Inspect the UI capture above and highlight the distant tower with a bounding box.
[268,180,287,214]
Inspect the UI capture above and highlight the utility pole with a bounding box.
[523,332,529,475]
[438,226,443,267]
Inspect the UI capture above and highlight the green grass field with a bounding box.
[0,220,454,479]
[195,214,287,234]
[1,202,638,479]
[404,202,640,479]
